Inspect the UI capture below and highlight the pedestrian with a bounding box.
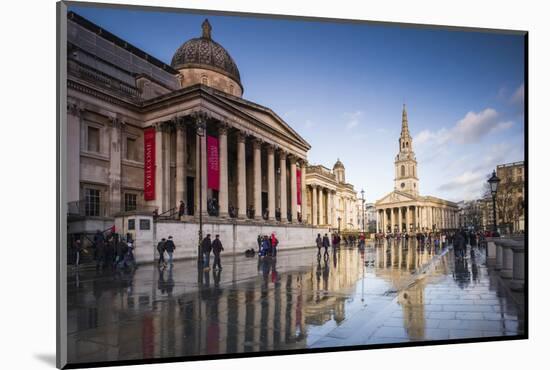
[157,238,166,268]
[316,233,322,254]
[270,233,279,257]
[178,200,185,218]
[201,234,212,270]
[212,234,224,270]
[93,229,105,270]
[261,235,270,257]
[73,238,82,268]
[322,233,330,254]
[164,236,176,265]
[257,234,262,254]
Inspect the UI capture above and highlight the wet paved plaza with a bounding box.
[67,240,524,364]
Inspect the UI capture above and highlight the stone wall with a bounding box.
[114,214,328,264]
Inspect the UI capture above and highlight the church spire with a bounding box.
[401,104,410,137]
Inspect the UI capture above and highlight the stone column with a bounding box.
[267,145,276,222]
[327,190,333,228]
[289,156,298,223]
[320,188,325,225]
[154,123,164,212]
[406,206,411,232]
[398,207,402,232]
[300,161,307,222]
[196,127,207,217]
[108,117,122,214]
[175,121,186,215]
[218,125,229,218]
[390,208,395,233]
[66,103,81,203]
[279,150,288,222]
[253,138,262,220]
[311,185,318,226]
[236,132,247,219]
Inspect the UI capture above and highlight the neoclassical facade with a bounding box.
[375,106,458,233]
[66,13,313,230]
[303,160,361,231]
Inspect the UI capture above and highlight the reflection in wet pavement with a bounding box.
[67,239,524,364]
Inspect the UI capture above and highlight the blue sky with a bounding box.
[70,5,525,203]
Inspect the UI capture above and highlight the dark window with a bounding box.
[140,219,150,230]
[401,165,405,177]
[87,126,100,152]
[126,137,137,161]
[124,193,137,211]
[128,219,135,230]
[85,188,100,216]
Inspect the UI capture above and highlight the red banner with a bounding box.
[144,128,156,200]
[297,169,302,205]
[207,136,219,190]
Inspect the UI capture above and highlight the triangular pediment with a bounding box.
[213,91,310,150]
[376,191,417,206]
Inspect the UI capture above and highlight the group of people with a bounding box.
[257,233,279,257]
[156,236,177,268]
[72,230,136,270]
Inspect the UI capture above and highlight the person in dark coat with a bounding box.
[73,238,82,268]
[322,234,330,254]
[157,238,166,268]
[212,235,224,270]
[316,234,322,254]
[93,230,105,270]
[257,235,262,254]
[164,236,176,265]
[201,234,212,270]
[178,201,185,218]
[453,231,466,259]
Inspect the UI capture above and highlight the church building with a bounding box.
[375,106,459,233]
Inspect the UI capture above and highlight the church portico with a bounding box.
[375,105,458,233]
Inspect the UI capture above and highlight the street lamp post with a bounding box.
[337,216,341,234]
[361,189,365,233]
[488,170,501,235]
[196,116,207,263]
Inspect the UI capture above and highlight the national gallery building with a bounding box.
[375,106,459,233]
[65,12,363,252]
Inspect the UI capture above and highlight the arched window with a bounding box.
[406,142,409,147]
[401,165,405,177]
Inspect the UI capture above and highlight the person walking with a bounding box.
[178,201,185,218]
[93,229,105,270]
[316,233,322,254]
[164,236,176,265]
[212,234,224,270]
[270,233,279,257]
[201,234,212,270]
[322,233,330,254]
[157,238,166,268]
[257,235,262,254]
[73,238,82,268]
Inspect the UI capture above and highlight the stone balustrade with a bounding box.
[486,238,525,292]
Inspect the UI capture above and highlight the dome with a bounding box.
[171,19,241,86]
[333,158,345,170]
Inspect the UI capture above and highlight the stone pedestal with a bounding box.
[500,242,514,279]
[486,240,497,266]
[495,241,503,271]
[511,244,525,291]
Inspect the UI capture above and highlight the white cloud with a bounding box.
[414,108,514,147]
[344,110,363,130]
[511,83,524,105]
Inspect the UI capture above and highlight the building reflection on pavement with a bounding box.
[67,239,524,364]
